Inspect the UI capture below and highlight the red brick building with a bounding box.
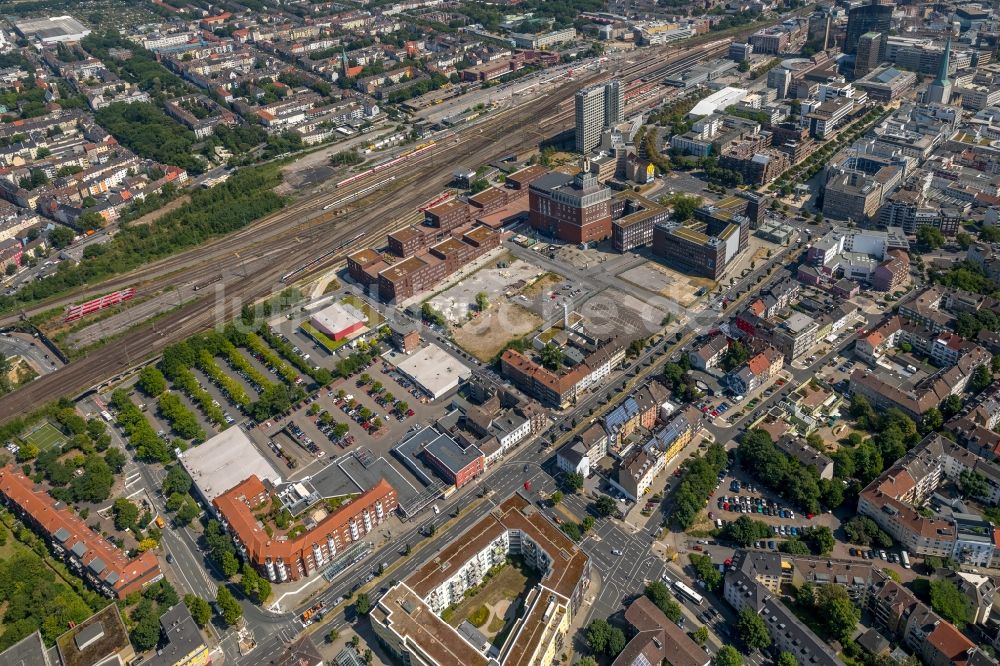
[375,226,502,301]
[0,465,162,599]
[528,169,612,244]
[425,199,471,232]
[213,476,397,583]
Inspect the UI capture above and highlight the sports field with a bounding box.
[24,422,68,451]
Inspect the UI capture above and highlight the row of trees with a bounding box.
[737,429,844,515]
[110,389,172,463]
[671,443,728,528]
[0,166,287,315]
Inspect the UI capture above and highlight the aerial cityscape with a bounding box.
[0,0,999,666]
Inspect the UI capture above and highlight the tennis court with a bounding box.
[24,422,68,451]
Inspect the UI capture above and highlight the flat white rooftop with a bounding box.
[179,427,281,503]
[393,343,471,400]
[310,301,365,336]
[13,16,91,43]
[690,86,748,117]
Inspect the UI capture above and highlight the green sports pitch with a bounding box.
[23,422,68,451]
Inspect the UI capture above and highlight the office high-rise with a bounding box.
[604,80,623,126]
[575,80,623,154]
[845,1,892,54]
[854,32,882,78]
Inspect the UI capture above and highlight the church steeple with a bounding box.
[933,37,951,87]
[925,37,953,105]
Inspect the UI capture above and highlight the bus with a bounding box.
[673,580,704,606]
[900,551,911,569]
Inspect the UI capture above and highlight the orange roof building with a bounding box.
[212,476,397,583]
[0,465,162,599]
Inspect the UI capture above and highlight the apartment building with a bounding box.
[857,435,1000,565]
[371,494,590,666]
[723,551,844,666]
[850,345,991,419]
[213,476,397,583]
[0,465,162,599]
[500,339,625,409]
[725,345,784,395]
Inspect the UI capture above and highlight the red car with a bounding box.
[406,409,415,417]
[693,545,703,551]
[806,513,815,519]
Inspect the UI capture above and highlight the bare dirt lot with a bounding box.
[577,288,667,341]
[452,301,542,362]
[130,194,191,226]
[618,262,710,308]
[427,257,544,325]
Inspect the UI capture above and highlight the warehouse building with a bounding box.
[309,302,367,340]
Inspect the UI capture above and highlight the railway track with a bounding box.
[0,39,737,418]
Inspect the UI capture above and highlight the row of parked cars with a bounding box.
[288,421,324,458]
[716,494,801,520]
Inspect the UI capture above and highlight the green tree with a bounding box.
[594,495,617,516]
[960,470,990,500]
[721,340,750,372]
[930,579,971,627]
[162,465,193,496]
[724,515,771,547]
[540,343,564,371]
[219,549,240,578]
[607,627,626,657]
[184,594,212,627]
[802,526,835,556]
[777,652,799,666]
[355,592,372,615]
[48,225,75,249]
[779,539,811,555]
[138,366,167,396]
[738,607,771,650]
[216,587,243,626]
[645,581,682,621]
[921,407,943,434]
[475,291,489,312]
[586,619,613,653]
[129,601,161,651]
[240,563,271,604]
[971,365,993,393]
[665,193,702,222]
[916,225,945,250]
[713,645,744,666]
[693,625,709,644]
[563,472,584,493]
[550,490,563,505]
[817,585,860,642]
[104,447,126,473]
[70,454,114,502]
[112,498,139,531]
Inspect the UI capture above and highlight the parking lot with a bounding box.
[705,467,840,549]
[251,358,450,480]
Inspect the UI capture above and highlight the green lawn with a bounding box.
[300,321,351,354]
[341,295,384,326]
[23,422,68,452]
